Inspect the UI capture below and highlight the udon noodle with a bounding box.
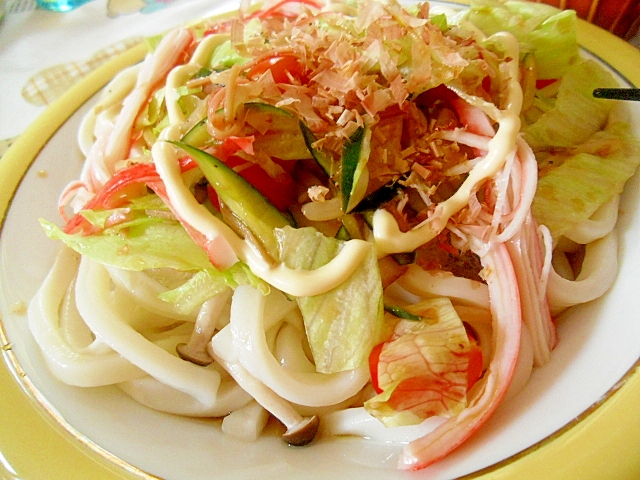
[27,0,639,471]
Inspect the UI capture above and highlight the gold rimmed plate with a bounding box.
[1,4,640,479]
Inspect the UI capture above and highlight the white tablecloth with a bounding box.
[0,0,236,150]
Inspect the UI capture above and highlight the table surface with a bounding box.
[1,1,640,479]
[0,0,237,156]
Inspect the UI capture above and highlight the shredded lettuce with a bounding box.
[523,60,619,148]
[365,298,471,427]
[40,206,213,272]
[41,195,271,314]
[533,123,640,239]
[159,264,269,315]
[276,225,384,374]
[462,0,578,80]
[41,217,213,272]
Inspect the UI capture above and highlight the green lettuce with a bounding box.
[158,264,269,315]
[523,60,619,149]
[276,225,384,374]
[42,195,270,314]
[364,298,472,427]
[462,0,578,80]
[532,123,640,239]
[40,215,213,273]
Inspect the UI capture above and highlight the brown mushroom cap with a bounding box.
[282,415,320,447]
[176,342,214,366]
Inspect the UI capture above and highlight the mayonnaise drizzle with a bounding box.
[157,37,374,298]
[165,34,230,127]
[153,135,371,298]
[372,32,523,256]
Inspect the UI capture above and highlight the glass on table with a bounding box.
[36,0,93,12]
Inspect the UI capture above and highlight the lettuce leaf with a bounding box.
[533,123,640,239]
[40,214,213,273]
[364,298,471,427]
[276,225,384,374]
[462,0,578,80]
[158,264,269,315]
[523,60,619,149]
[40,194,214,271]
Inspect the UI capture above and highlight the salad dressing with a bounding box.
[372,33,523,256]
[155,137,372,297]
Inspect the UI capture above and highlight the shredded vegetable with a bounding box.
[27,0,640,473]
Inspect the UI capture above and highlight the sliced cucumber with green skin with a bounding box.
[334,213,363,241]
[244,102,295,118]
[352,173,408,213]
[182,118,211,148]
[341,126,372,213]
[300,121,337,178]
[169,141,292,259]
[243,103,312,160]
[390,251,416,266]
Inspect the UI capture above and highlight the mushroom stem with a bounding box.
[209,345,319,446]
[176,289,231,366]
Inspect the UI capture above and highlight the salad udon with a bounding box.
[26,0,640,472]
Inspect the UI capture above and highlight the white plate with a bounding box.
[1,5,640,479]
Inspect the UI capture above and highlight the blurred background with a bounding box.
[535,0,640,41]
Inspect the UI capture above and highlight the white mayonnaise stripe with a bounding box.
[153,139,372,297]
[165,34,230,126]
[373,32,523,256]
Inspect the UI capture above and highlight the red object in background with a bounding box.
[535,0,640,40]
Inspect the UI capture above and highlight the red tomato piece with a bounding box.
[368,342,386,394]
[536,78,557,90]
[206,156,296,212]
[466,342,483,391]
[248,54,306,84]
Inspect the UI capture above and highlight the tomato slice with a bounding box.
[536,78,557,90]
[248,53,307,84]
[466,341,484,390]
[207,156,296,212]
[368,342,386,394]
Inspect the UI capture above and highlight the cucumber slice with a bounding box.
[182,118,210,148]
[341,126,372,212]
[300,121,338,177]
[169,141,292,258]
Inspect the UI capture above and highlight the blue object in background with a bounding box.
[36,0,92,12]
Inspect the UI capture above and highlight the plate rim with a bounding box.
[1,11,640,480]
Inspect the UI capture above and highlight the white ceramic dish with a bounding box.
[1,4,640,479]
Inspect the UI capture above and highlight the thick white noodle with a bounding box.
[119,376,251,417]
[546,230,619,315]
[75,257,222,406]
[28,247,147,386]
[564,195,620,245]
[222,400,270,442]
[105,266,197,322]
[395,264,490,309]
[320,407,446,443]
[219,285,370,407]
[275,324,316,373]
